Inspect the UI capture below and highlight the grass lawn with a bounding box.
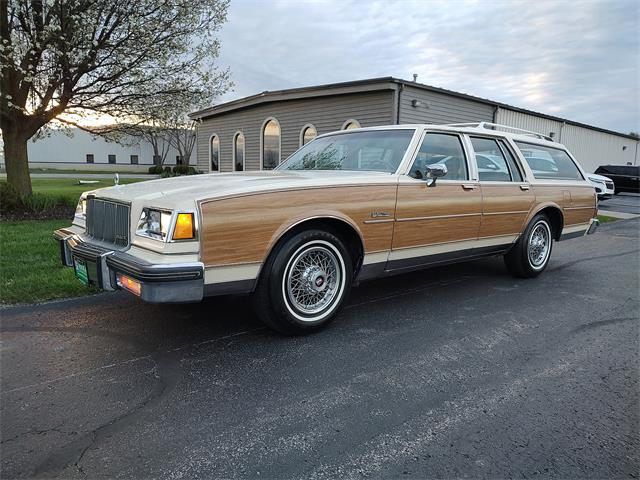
[0,177,148,304]
[597,214,619,223]
[29,168,153,175]
[30,178,143,205]
[0,219,95,304]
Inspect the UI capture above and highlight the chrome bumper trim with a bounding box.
[54,229,204,302]
[586,218,600,235]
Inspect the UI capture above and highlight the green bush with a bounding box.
[23,192,73,211]
[148,165,164,174]
[172,164,190,175]
[169,165,199,176]
[0,181,74,217]
[0,182,21,213]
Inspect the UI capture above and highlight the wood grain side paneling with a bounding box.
[200,185,397,267]
[531,184,596,226]
[392,183,482,249]
[478,184,535,237]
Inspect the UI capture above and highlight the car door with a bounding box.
[468,136,535,245]
[389,131,482,270]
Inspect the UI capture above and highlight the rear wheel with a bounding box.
[504,214,553,278]
[253,229,353,335]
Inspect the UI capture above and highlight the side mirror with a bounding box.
[424,163,448,187]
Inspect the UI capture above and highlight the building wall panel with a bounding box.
[196,90,395,172]
[496,108,638,172]
[399,86,494,125]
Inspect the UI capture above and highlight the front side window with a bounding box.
[210,135,220,172]
[278,129,414,173]
[470,137,521,182]
[409,133,468,181]
[301,125,317,146]
[514,142,583,180]
[234,132,245,171]
[262,119,280,169]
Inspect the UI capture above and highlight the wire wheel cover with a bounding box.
[286,245,342,315]
[528,222,550,267]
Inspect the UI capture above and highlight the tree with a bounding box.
[100,120,172,166]
[167,116,197,167]
[0,0,230,195]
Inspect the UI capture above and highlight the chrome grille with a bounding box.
[605,181,614,189]
[85,198,130,247]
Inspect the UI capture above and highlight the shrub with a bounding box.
[0,182,21,213]
[172,164,190,175]
[164,166,172,174]
[148,165,164,174]
[0,181,75,219]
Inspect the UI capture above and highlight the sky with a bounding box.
[214,0,639,134]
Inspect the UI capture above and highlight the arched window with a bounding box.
[300,124,317,147]
[210,135,220,172]
[342,119,361,130]
[261,118,281,169]
[233,132,245,172]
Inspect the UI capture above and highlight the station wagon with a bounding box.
[54,122,599,334]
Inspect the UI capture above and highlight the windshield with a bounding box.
[277,129,415,173]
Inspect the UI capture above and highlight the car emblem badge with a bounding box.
[370,211,390,218]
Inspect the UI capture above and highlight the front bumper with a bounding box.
[54,229,204,303]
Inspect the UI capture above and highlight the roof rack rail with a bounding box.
[443,122,553,141]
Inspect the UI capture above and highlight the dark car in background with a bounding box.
[595,165,640,194]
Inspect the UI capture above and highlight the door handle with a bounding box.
[520,184,530,191]
[462,184,476,190]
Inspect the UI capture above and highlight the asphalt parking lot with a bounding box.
[1,219,639,479]
[599,192,640,216]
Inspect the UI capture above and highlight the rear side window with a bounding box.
[409,133,468,181]
[514,142,583,181]
[470,137,523,182]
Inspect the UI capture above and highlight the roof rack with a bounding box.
[443,122,553,141]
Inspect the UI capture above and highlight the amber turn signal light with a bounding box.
[117,274,141,296]
[173,213,195,240]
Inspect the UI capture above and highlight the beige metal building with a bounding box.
[190,77,639,174]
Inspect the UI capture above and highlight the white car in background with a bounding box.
[586,173,615,200]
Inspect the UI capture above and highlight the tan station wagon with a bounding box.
[54,122,599,334]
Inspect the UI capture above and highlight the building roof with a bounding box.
[189,77,638,140]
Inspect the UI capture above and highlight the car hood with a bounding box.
[90,170,398,208]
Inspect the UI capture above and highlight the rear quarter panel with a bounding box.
[531,184,597,226]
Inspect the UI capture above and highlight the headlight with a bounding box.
[75,196,87,217]
[588,176,604,184]
[136,208,172,241]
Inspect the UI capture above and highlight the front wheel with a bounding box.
[253,229,353,335]
[504,214,553,278]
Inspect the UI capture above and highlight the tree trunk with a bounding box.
[2,128,32,196]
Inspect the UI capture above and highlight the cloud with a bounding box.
[215,0,639,133]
